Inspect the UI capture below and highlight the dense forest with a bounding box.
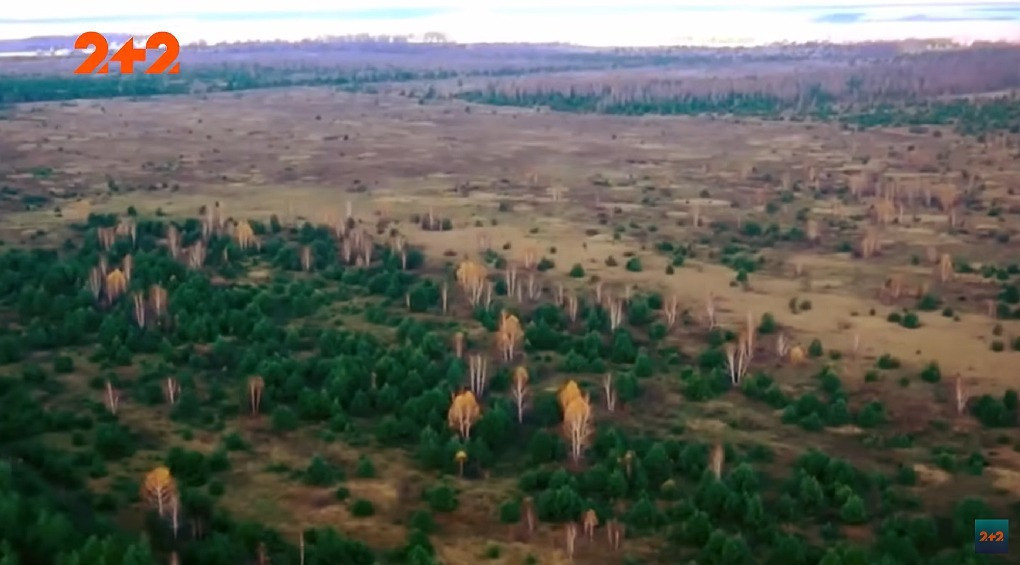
[0,206,1016,564]
[449,46,1020,135]
[455,88,1020,135]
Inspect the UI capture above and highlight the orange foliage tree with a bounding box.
[447,390,481,439]
[142,466,177,516]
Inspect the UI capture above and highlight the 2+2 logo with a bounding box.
[73,31,181,75]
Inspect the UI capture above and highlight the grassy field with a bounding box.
[4,88,1017,384]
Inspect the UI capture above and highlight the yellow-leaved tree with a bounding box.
[447,390,481,439]
[563,395,592,464]
[104,268,127,304]
[558,380,582,411]
[141,466,177,516]
[510,366,529,424]
[498,311,524,361]
[456,260,487,306]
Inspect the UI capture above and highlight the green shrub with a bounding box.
[900,312,920,329]
[425,483,459,513]
[334,486,351,501]
[355,455,376,478]
[53,355,74,374]
[304,454,343,487]
[807,339,824,357]
[208,480,225,496]
[876,354,900,370]
[919,362,941,383]
[917,294,941,311]
[351,499,375,517]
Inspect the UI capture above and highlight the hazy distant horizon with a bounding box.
[2,1,1019,47]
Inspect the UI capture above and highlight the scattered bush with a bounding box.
[876,354,901,370]
[807,339,824,358]
[351,499,376,517]
[919,362,941,383]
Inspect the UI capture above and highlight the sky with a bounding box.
[1,0,1019,46]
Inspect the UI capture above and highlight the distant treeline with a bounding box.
[0,66,454,104]
[0,43,826,106]
[0,63,739,105]
[447,46,1020,134]
[455,89,1020,135]
[457,89,829,117]
[841,98,1020,135]
[1,40,981,105]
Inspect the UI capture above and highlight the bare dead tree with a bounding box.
[165,224,180,259]
[300,245,313,272]
[582,509,599,541]
[88,265,103,301]
[170,495,180,539]
[105,380,120,415]
[504,265,519,299]
[954,375,969,416]
[775,333,791,359]
[164,377,179,405]
[248,376,265,416]
[704,293,718,330]
[527,273,540,301]
[453,332,465,358]
[188,242,206,269]
[511,367,529,424]
[606,519,624,551]
[122,254,133,284]
[468,354,489,398]
[132,292,146,328]
[743,311,756,364]
[937,253,954,283]
[608,298,624,331]
[710,443,725,479]
[664,295,680,329]
[522,496,536,535]
[602,372,617,412]
[97,226,116,250]
[565,522,578,561]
